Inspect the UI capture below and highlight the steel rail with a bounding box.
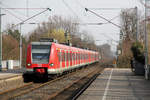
[47,67,104,100]
[7,67,84,99]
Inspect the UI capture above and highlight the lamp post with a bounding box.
[19,23,23,68]
[0,8,5,70]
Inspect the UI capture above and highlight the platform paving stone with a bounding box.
[77,68,150,100]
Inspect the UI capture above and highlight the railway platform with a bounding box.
[0,73,21,80]
[0,68,25,80]
[0,69,25,92]
[77,68,150,100]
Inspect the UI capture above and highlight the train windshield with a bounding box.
[31,45,51,64]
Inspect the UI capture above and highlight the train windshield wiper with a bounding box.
[39,53,49,60]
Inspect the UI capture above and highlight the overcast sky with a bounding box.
[0,0,144,51]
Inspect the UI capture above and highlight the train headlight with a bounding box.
[27,63,31,66]
[50,63,54,67]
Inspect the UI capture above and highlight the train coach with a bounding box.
[23,39,100,82]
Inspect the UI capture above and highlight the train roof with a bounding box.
[31,42,52,45]
[30,42,99,54]
[53,42,98,54]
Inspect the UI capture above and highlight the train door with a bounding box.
[60,49,62,71]
[89,53,91,63]
[76,52,78,65]
[65,50,67,69]
[68,50,70,68]
[66,50,69,68]
[57,49,60,69]
[78,52,80,65]
[62,50,65,69]
[80,52,82,64]
[72,51,74,66]
[74,52,77,66]
[79,52,81,65]
[80,52,81,65]
[70,51,72,67]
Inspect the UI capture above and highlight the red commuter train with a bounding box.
[23,39,100,82]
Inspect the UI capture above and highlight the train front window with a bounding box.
[31,45,51,64]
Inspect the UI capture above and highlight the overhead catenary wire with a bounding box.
[75,0,85,9]
[85,8,121,29]
[1,8,48,10]
[26,0,29,17]
[2,8,51,33]
[86,7,135,24]
[75,3,121,43]
[74,14,120,25]
[95,32,119,43]
[103,14,120,24]
[0,2,50,20]
[0,3,43,23]
[0,2,27,17]
[3,9,24,21]
[62,0,78,18]
[88,8,132,10]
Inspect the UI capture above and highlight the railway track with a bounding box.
[0,70,76,100]
[0,64,95,100]
[13,64,102,100]
[48,66,104,100]
[0,82,34,100]
[0,64,103,100]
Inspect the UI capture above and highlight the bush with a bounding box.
[131,42,145,64]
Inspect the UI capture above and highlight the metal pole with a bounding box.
[135,6,139,41]
[145,0,149,79]
[20,23,22,69]
[0,8,2,70]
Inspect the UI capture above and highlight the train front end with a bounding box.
[23,42,52,82]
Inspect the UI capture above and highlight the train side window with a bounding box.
[79,53,81,60]
[64,52,67,61]
[75,52,76,61]
[62,52,63,61]
[76,53,77,61]
[66,52,67,62]
[63,52,65,61]
[70,52,71,61]
[67,52,68,61]
[86,54,87,60]
[77,53,78,61]
[65,52,66,62]
[57,50,60,62]
[78,53,79,61]
[68,52,70,61]
[57,50,59,61]
[72,52,73,61]
[60,51,62,62]
[68,52,69,61]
